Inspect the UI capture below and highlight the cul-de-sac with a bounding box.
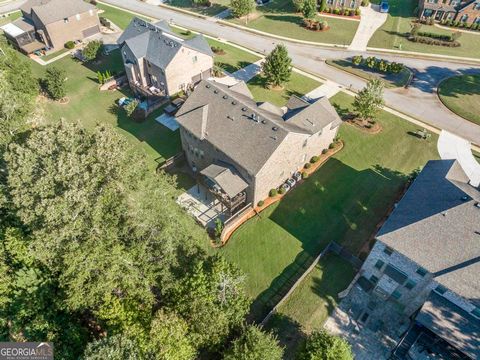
[0,0,478,359]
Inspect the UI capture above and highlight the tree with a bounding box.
[83,334,143,360]
[302,0,317,19]
[124,99,139,118]
[319,0,327,12]
[43,66,67,100]
[82,40,103,61]
[224,325,283,360]
[353,78,384,122]
[298,330,353,360]
[230,0,255,20]
[292,0,305,12]
[262,44,292,88]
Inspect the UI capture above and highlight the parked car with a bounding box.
[292,171,302,182]
[281,183,290,193]
[286,178,296,188]
[380,0,389,13]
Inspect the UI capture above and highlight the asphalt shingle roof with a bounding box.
[377,160,480,305]
[23,0,95,25]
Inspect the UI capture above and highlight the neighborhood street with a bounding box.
[99,0,480,144]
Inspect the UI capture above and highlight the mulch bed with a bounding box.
[344,115,382,134]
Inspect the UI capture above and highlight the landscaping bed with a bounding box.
[326,59,412,88]
[438,74,480,126]
[214,91,439,322]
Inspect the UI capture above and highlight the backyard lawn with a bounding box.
[229,0,359,45]
[368,0,480,58]
[326,59,413,88]
[267,254,356,358]
[247,72,321,106]
[438,74,480,126]
[31,51,182,172]
[216,91,439,320]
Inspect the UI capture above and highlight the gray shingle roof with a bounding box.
[24,0,95,25]
[200,163,248,198]
[176,79,341,175]
[377,160,480,305]
[416,291,480,359]
[118,17,213,69]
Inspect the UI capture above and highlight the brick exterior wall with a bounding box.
[457,1,480,23]
[361,241,477,317]
[32,9,100,50]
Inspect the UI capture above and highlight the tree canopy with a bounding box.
[230,0,255,19]
[302,0,317,19]
[224,325,284,360]
[353,78,385,121]
[298,330,353,360]
[43,66,67,100]
[262,44,292,88]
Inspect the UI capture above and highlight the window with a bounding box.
[472,307,480,318]
[391,290,402,300]
[405,280,416,290]
[461,14,469,22]
[383,246,394,256]
[370,275,379,284]
[192,56,198,63]
[64,17,69,23]
[416,267,427,277]
[374,260,384,270]
[434,285,447,295]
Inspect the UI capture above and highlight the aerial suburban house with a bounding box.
[355,159,479,359]
[419,0,480,24]
[175,79,341,215]
[1,0,100,54]
[117,17,214,98]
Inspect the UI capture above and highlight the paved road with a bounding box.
[3,0,480,143]
[0,0,25,14]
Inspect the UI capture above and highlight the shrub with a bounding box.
[124,99,139,118]
[186,30,192,35]
[64,41,75,49]
[352,55,363,65]
[304,162,312,169]
[43,66,67,100]
[417,31,452,41]
[310,155,319,163]
[302,172,309,179]
[365,56,376,69]
[82,40,103,61]
[321,149,328,155]
[292,0,304,12]
[328,142,335,149]
[355,8,360,16]
[257,200,264,207]
[269,189,278,197]
[361,0,369,5]
[214,218,224,239]
[278,187,286,195]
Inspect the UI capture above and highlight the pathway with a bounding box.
[303,80,342,102]
[348,5,387,52]
[212,59,263,85]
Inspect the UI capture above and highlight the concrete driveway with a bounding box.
[348,5,388,52]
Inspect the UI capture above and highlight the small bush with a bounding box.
[279,187,286,195]
[352,55,363,66]
[65,41,75,49]
[321,149,328,155]
[302,172,309,179]
[186,30,192,35]
[269,189,278,197]
[257,200,265,207]
[304,163,312,169]
[361,0,369,5]
[310,155,319,163]
[355,8,360,16]
[328,143,335,149]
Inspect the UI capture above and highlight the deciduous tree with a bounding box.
[43,66,67,100]
[298,330,353,360]
[302,0,317,19]
[230,0,255,20]
[82,40,103,61]
[353,78,384,122]
[224,325,283,360]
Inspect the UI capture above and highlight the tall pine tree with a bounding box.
[262,44,292,89]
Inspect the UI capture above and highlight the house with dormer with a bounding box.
[175,79,342,215]
[117,18,214,98]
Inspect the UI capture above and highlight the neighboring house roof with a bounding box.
[23,0,96,25]
[200,163,249,198]
[118,17,213,69]
[376,160,480,306]
[176,79,341,175]
[416,292,480,359]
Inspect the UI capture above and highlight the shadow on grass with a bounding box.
[265,313,306,360]
[249,159,409,321]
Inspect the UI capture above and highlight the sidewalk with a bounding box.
[303,80,342,102]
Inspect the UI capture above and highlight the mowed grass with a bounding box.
[247,72,321,106]
[229,0,358,45]
[368,0,480,58]
[97,3,151,29]
[207,38,261,73]
[32,51,181,171]
[438,74,480,126]
[267,254,356,358]
[0,11,21,26]
[168,0,230,16]
[216,91,439,319]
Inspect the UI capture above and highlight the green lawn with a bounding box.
[215,91,439,320]
[368,0,480,58]
[41,48,70,62]
[33,51,182,171]
[229,0,358,45]
[207,38,261,73]
[267,254,356,358]
[0,11,21,27]
[247,72,321,107]
[97,3,151,29]
[326,59,413,88]
[167,0,230,16]
[438,74,480,126]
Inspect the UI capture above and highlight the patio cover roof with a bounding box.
[20,40,45,53]
[200,163,248,198]
[1,23,26,37]
[416,292,480,360]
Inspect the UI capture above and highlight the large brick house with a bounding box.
[357,160,480,359]
[419,0,480,24]
[176,79,341,214]
[1,0,100,53]
[117,18,214,97]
